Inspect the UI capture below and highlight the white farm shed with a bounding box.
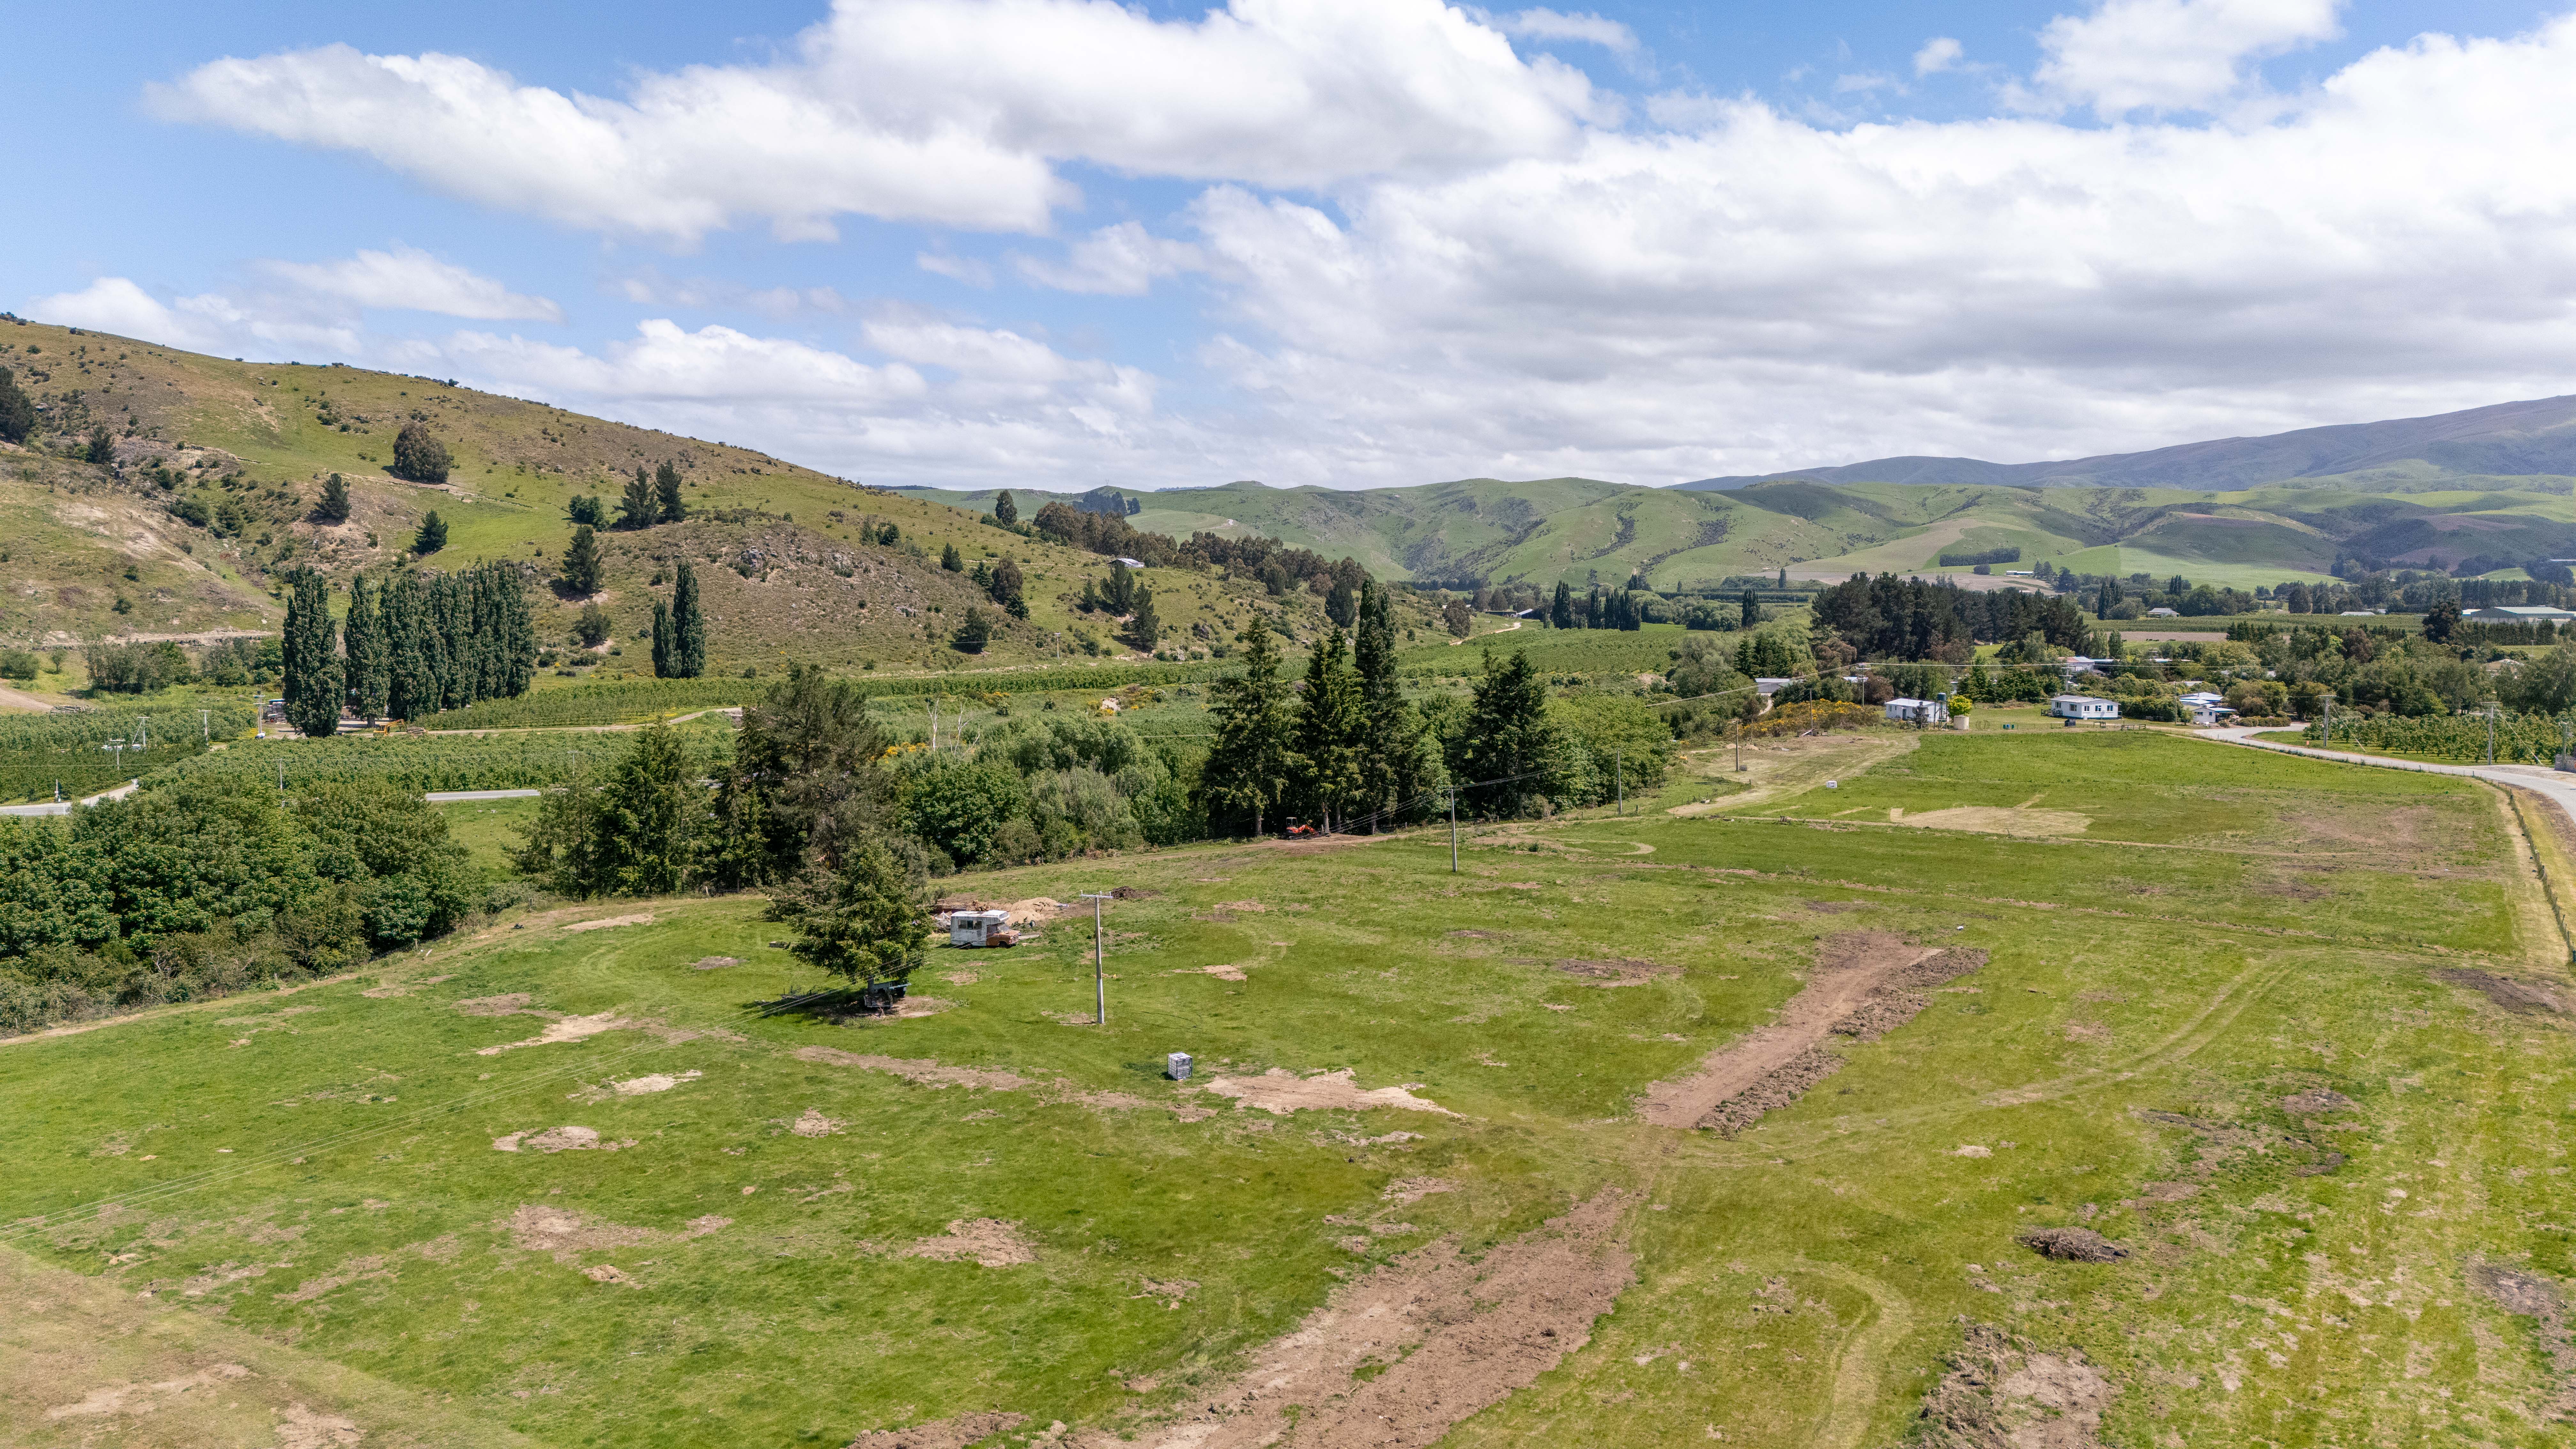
[2047,694,2121,720]
[1885,697,1949,725]
[948,909,1012,947]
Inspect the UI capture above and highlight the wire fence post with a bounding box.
[1448,786,1459,873]
[1614,747,1623,816]
[1081,891,1112,1025]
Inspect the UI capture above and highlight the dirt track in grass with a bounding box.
[1093,1191,1634,1449]
[1638,932,1988,1131]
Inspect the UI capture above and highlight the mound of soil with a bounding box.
[1907,1321,2117,1448]
[2435,969,2571,1014]
[1552,958,1677,987]
[905,1218,1035,1268]
[847,1411,1029,1449]
[2018,1227,2129,1263]
[1201,1068,1455,1117]
[1640,932,1988,1133]
[1105,1192,1632,1449]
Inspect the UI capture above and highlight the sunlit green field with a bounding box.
[5,732,2571,1447]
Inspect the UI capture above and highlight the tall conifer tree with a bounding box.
[674,562,707,677]
[1291,628,1366,833]
[1449,648,1559,818]
[653,460,686,523]
[1352,580,1423,830]
[617,466,658,529]
[280,569,343,740]
[1200,617,1296,836]
[342,574,389,720]
[652,600,674,678]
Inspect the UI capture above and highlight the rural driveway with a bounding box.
[0,779,139,818]
[2198,724,2576,823]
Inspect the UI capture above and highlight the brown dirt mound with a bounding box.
[2435,968,2571,1014]
[905,1219,1035,1268]
[1201,1068,1455,1117]
[847,1411,1028,1449]
[1641,933,1987,1132]
[452,993,534,1016]
[1100,1191,1632,1449]
[1552,958,1677,987]
[2018,1228,2129,1263]
[2465,1259,2576,1417]
[793,1047,1041,1092]
[1905,1321,2116,1448]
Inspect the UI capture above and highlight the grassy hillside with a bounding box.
[0,319,1404,667]
[5,732,2569,1446]
[1064,476,2572,592]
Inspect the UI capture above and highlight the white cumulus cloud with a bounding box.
[266,246,563,321]
[1493,8,1639,55]
[1013,222,1206,295]
[1913,37,1964,75]
[149,0,1604,243]
[2028,0,2344,115]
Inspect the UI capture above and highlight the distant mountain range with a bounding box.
[1678,394,2576,492]
[887,395,2576,590]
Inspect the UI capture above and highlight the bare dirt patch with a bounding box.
[563,913,655,933]
[1382,1177,1458,1205]
[1201,1069,1456,1117]
[571,1070,702,1102]
[452,993,534,1017]
[788,1108,844,1138]
[1903,1321,2116,1447]
[499,1204,656,1263]
[905,1219,1035,1268]
[848,1411,1030,1449]
[1177,963,1251,981]
[2281,1088,2356,1115]
[1101,1191,1632,1449]
[1640,933,1987,1131]
[2019,1227,2130,1263]
[1552,957,1678,987]
[794,1046,1041,1092]
[2466,1259,2576,1416]
[690,956,739,970]
[492,1125,638,1154]
[1888,805,2092,837]
[2435,968,2572,1014]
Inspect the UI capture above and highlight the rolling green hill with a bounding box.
[0,319,1396,677]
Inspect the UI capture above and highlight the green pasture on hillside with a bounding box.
[2,730,2570,1447]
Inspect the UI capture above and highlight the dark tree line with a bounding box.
[284,564,539,728]
[1200,582,1438,834]
[1811,574,2089,661]
[1030,499,1363,601]
[651,562,708,678]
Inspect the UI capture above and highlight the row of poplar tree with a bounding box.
[278,565,539,736]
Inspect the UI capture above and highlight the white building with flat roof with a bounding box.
[2047,694,2120,720]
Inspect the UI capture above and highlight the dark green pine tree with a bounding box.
[653,461,686,523]
[316,472,351,523]
[1324,575,1357,629]
[342,574,389,720]
[412,510,447,555]
[0,366,34,445]
[1200,617,1296,836]
[992,489,1018,526]
[674,562,707,678]
[652,600,674,678]
[431,571,471,709]
[280,569,343,740]
[617,466,658,529]
[1448,648,1559,819]
[384,573,437,721]
[496,565,536,698]
[562,525,603,595]
[1351,580,1422,830]
[1551,581,1574,630]
[988,557,1027,619]
[1291,628,1365,833]
[1740,589,1760,629]
[941,542,963,571]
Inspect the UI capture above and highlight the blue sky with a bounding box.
[11,0,2575,490]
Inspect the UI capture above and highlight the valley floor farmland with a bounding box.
[4,733,2573,1447]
